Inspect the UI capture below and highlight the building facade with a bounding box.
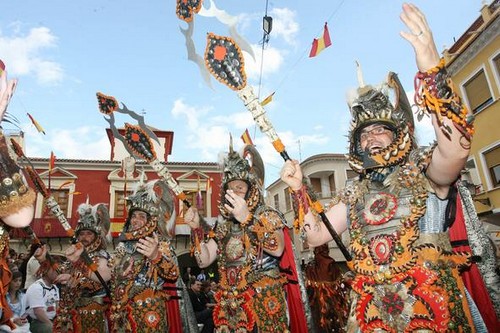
[444,0,500,241]
[265,153,355,263]
[8,127,222,271]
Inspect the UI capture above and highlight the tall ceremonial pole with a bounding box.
[203,33,352,261]
[10,140,111,295]
[95,92,192,209]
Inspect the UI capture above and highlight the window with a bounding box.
[42,189,69,218]
[183,191,207,216]
[310,177,321,198]
[114,190,132,218]
[274,194,280,210]
[463,69,493,113]
[484,146,500,187]
[329,173,336,194]
[284,188,291,211]
[494,53,500,77]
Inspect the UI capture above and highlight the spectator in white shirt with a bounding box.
[25,252,60,333]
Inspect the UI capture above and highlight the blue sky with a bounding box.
[0,0,485,185]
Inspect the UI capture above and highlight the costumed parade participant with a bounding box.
[281,3,494,332]
[305,244,349,332]
[186,140,310,333]
[0,61,36,329]
[53,202,112,332]
[110,178,180,333]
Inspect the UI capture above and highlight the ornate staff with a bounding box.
[204,33,352,261]
[10,140,111,295]
[22,225,62,272]
[96,92,191,208]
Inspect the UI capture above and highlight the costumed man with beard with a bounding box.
[53,202,112,332]
[110,179,179,333]
[281,3,493,332]
[0,61,36,329]
[185,140,310,332]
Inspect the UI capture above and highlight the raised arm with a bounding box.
[280,160,348,247]
[400,3,473,197]
[0,69,17,122]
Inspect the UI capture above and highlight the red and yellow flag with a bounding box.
[309,23,332,58]
[241,128,254,146]
[260,92,275,106]
[27,113,46,135]
[49,151,56,172]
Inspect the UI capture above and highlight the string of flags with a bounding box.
[260,92,275,106]
[309,22,332,58]
[27,113,46,135]
[49,151,56,173]
[241,128,254,146]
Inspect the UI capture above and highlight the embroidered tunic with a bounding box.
[110,238,179,333]
[213,206,289,333]
[341,148,477,332]
[55,249,111,333]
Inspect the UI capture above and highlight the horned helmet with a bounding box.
[75,202,110,252]
[121,178,175,241]
[218,136,265,219]
[347,65,416,175]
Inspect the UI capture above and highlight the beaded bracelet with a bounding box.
[414,58,474,141]
[290,185,311,232]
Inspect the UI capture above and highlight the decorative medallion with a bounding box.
[124,123,157,162]
[363,192,398,225]
[225,235,245,262]
[96,92,119,115]
[226,266,241,286]
[372,283,415,332]
[175,0,202,22]
[369,234,396,265]
[144,310,160,328]
[204,33,247,90]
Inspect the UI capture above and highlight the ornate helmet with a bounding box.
[75,203,110,252]
[347,68,415,174]
[219,136,265,218]
[122,179,175,240]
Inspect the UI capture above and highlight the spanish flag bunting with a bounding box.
[27,113,46,135]
[260,92,275,106]
[241,128,254,146]
[309,22,332,58]
[49,151,56,172]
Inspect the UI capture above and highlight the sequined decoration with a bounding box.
[204,33,247,90]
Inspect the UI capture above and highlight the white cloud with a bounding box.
[171,99,210,129]
[211,111,254,129]
[244,44,284,80]
[171,99,230,159]
[170,98,331,163]
[23,125,110,159]
[269,8,299,46]
[0,26,63,85]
